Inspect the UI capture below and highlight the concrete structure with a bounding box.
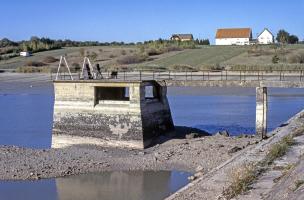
[215,28,252,45]
[257,28,274,44]
[52,80,174,149]
[170,34,193,42]
[256,87,268,138]
[20,51,31,57]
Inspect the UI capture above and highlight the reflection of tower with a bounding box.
[55,171,172,200]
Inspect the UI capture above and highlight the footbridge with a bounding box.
[53,69,304,145]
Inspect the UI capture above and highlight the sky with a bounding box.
[1,0,304,43]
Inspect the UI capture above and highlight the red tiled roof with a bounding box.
[216,28,252,39]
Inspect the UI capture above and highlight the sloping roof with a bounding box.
[216,28,252,39]
[171,34,193,40]
[257,28,274,38]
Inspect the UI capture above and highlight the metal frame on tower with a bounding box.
[80,57,96,79]
[55,56,73,80]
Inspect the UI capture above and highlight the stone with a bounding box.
[228,146,242,154]
[215,130,230,137]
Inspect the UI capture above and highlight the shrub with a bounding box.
[272,55,279,64]
[26,61,46,67]
[43,56,59,63]
[116,54,148,64]
[109,54,116,58]
[120,49,127,55]
[15,66,50,73]
[146,48,163,56]
[223,164,257,199]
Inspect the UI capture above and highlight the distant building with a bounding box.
[215,28,252,45]
[170,34,193,42]
[20,51,31,57]
[257,28,274,44]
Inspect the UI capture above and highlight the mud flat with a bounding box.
[0,130,257,180]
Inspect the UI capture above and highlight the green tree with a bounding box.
[289,35,299,44]
[276,29,290,44]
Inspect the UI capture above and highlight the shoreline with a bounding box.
[0,131,257,181]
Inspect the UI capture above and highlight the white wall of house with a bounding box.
[20,52,30,57]
[215,38,250,45]
[258,30,274,44]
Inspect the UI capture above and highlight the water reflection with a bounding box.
[0,171,191,200]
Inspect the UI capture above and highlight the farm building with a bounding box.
[257,28,274,44]
[20,51,31,57]
[170,34,193,42]
[215,28,252,45]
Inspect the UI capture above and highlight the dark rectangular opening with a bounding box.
[95,87,129,103]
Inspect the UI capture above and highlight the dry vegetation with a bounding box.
[223,135,296,199]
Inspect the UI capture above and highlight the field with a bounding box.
[1,44,304,72]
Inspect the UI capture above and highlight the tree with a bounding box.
[289,35,299,44]
[202,39,210,45]
[276,29,290,44]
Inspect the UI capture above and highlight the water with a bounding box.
[1,83,304,199]
[0,171,191,200]
[168,87,304,135]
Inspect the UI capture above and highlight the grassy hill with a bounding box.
[1,44,304,72]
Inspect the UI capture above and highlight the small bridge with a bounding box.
[53,69,304,139]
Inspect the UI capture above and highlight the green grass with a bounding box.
[143,46,248,69]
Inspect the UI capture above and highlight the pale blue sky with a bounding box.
[1,0,304,43]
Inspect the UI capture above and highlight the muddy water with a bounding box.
[0,171,191,200]
[1,83,304,200]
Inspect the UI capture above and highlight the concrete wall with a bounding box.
[52,80,174,149]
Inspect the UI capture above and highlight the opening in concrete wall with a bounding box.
[145,85,160,100]
[95,87,129,104]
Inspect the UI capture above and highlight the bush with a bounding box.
[15,66,50,73]
[146,48,163,56]
[116,54,148,64]
[272,55,279,64]
[43,56,59,63]
[26,61,46,67]
[109,54,116,58]
[287,52,304,64]
[120,49,127,55]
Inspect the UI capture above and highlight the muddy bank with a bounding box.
[0,133,258,180]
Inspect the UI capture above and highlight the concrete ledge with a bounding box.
[52,134,145,149]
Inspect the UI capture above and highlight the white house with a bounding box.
[257,28,274,44]
[20,51,31,57]
[215,28,252,45]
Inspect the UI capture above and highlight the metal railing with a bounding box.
[51,70,304,82]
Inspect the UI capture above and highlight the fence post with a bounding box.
[139,71,142,81]
[185,71,187,81]
[226,70,228,80]
[239,71,241,81]
[169,71,171,80]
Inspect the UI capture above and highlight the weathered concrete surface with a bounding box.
[237,134,304,200]
[256,87,268,138]
[165,110,304,200]
[52,80,174,149]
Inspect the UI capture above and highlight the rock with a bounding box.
[185,132,201,139]
[138,151,145,156]
[188,175,196,181]
[196,165,204,172]
[228,146,242,154]
[215,130,230,137]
